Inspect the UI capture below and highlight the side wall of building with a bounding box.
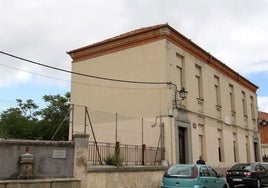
[259,112,268,159]
[164,41,259,167]
[70,40,171,146]
[71,40,170,118]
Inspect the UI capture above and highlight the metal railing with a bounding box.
[88,141,165,166]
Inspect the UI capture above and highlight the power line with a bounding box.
[0,63,167,90]
[0,50,172,86]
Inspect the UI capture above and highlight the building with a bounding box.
[258,111,268,160]
[67,24,260,167]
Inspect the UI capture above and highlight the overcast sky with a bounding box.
[0,0,268,113]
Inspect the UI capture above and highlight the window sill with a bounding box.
[197,98,204,105]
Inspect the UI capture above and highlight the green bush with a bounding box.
[104,154,124,166]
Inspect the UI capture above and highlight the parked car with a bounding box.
[226,162,268,188]
[161,164,228,188]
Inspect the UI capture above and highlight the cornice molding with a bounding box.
[67,24,168,62]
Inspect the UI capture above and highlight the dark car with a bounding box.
[226,162,268,188]
[161,164,228,188]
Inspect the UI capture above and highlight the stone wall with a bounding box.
[0,139,74,179]
[0,178,80,188]
[0,135,228,188]
[87,166,166,188]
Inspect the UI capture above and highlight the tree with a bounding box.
[0,99,39,139]
[36,92,70,140]
[0,92,70,140]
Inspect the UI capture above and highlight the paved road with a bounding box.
[232,185,268,188]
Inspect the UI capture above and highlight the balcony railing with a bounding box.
[88,141,165,166]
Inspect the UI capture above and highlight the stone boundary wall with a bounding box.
[87,166,167,188]
[85,166,228,188]
[0,134,229,187]
[0,178,80,188]
[0,139,74,179]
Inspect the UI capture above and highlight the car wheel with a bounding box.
[255,179,261,188]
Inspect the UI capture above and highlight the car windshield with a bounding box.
[164,165,194,178]
[230,163,251,170]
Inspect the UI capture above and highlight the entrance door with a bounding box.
[179,127,186,164]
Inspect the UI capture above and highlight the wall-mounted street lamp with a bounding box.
[164,84,189,117]
[178,87,188,100]
[172,87,188,109]
[167,83,188,108]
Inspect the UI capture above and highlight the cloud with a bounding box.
[0,70,31,87]
[0,58,32,86]
[258,97,268,113]
[0,0,268,111]
[118,0,268,76]
[0,0,127,87]
[1,0,268,79]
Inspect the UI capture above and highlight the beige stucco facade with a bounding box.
[68,24,260,168]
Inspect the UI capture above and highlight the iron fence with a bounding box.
[88,141,165,166]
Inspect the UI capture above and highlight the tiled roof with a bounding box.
[259,111,268,121]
